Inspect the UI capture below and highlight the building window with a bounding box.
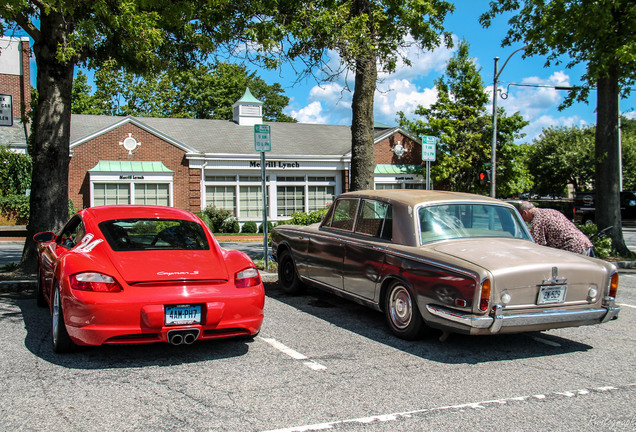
[94,183,131,206]
[239,185,263,218]
[308,185,335,212]
[277,185,304,216]
[206,185,236,213]
[135,183,170,206]
[375,183,399,190]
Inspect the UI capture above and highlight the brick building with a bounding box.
[1,39,429,223]
[0,36,31,152]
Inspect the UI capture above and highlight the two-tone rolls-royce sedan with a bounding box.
[271,190,620,340]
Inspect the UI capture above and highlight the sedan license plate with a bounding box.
[537,285,567,305]
[165,305,201,325]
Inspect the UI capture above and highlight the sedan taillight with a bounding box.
[235,267,261,288]
[609,272,619,298]
[480,279,491,311]
[70,272,123,292]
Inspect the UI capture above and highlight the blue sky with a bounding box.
[252,3,636,143]
[19,2,635,143]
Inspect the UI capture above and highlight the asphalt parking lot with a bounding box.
[0,238,635,431]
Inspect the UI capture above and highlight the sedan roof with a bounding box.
[338,189,507,207]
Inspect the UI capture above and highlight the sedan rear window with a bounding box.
[99,219,209,251]
[419,204,530,244]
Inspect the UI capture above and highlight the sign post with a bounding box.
[422,136,437,190]
[254,125,271,269]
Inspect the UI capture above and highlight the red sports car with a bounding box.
[34,205,264,353]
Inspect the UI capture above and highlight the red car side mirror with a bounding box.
[33,231,57,243]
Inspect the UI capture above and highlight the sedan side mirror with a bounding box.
[34,231,57,243]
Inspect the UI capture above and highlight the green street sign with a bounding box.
[254,124,271,152]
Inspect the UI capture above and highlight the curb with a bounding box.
[0,280,36,292]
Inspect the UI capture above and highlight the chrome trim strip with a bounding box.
[426,304,621,332]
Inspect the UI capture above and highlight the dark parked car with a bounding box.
[573,191,636,225]
[271,190,620,340]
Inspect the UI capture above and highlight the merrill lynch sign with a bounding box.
[250,161,300,169]
[0,94,12,127]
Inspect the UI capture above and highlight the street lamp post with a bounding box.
[490,46,528,198]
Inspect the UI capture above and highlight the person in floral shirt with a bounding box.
[519,201,594,255]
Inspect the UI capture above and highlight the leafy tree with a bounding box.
[399,40,529,196]
[480,0,636,255]
[250,0,454,190]
[1,0,255,271]
[621,117,636,191]
[527,125,595,197]
[74,62,296,122]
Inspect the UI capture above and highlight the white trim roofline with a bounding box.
[374,126,422,145]
[70,115,198,154]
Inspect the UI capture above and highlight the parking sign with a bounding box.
[254,124,271,152]
[422,135,437,161]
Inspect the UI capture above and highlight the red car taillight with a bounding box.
[70,272,123,292]
[609,272,619,298]
[480,279,491,311]
[235,267,261,288]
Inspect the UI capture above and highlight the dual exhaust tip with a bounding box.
[167,329,200,346]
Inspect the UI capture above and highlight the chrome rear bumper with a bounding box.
[426,297,621,334]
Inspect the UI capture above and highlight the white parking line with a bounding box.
[262,383,636,432]
[259,337,327,371]
[619,303,636,309]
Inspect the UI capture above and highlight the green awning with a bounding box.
[89,161,174,173]
[374,164,423,175]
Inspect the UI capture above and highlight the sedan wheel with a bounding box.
[384,282,425,340]
[52,285,75,353]
[277,250,305,295]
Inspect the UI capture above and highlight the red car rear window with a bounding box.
[99,219,210,251]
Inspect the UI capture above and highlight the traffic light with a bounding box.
[479,170,491,182]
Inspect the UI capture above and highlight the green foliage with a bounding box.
[620,117,636,191]
[72,62,297,122]
[0,146,32,196]
[528,125,595,197]
[278,209,328,226]
[480,0,636,105]
[241,221,258,234]
[201,206,239,233]
[399,40,529,196]
[578,224,612,259]
[0,195,30,221]
[258,221,274,233]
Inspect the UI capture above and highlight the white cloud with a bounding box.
[288,101,330,124]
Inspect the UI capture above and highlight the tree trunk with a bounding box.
[594,64,631,256]
[20,11,75,273]
[350,52,377,191]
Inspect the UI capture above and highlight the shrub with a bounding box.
[258,221,274,233]
[0,146,32,197]
[0,195,30,223]
[279,209,328,226]
[220,216,239,233]
[201,206,238,233]
[241,221,258,233]
[578,224,612,258]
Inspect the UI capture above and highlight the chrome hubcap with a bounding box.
[390,286,412,329]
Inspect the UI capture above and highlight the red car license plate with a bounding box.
[165,305,202,325]
[537,285,567,305]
